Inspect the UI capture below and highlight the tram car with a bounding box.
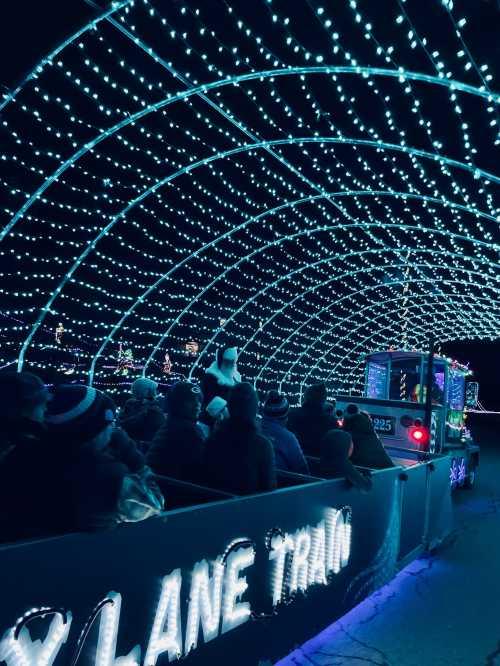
[334,350,479,489]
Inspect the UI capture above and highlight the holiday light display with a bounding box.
[0,0,498,401]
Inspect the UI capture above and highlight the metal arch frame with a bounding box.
[278,295,497,401]
[131,194,499,377]
[185,251,500,381]
[0,1,131,112]
[326,304,500,396]
[256,280,499,392]
[3,62,497,243]
[302,292,500,394]
[21,190,499,377]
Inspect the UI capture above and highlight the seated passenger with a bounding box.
[147,382,206,483]
[261,390,309,475]
[319,430,372,491]
[287,383,338,456]
[201,345,241,424]
[0,385,163,543]
[0,371,50,460]
[343,404,395,469]
[118,377,166,445]
[204,382,277,495]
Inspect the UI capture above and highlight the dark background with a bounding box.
[1,0,499,409]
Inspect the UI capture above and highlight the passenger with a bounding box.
[147,382,206,483]
[261,390,309,475]
[319,430,372,491]
[201,345,241,424]
[287,383,338,457]
[0,385,163,543]
[0,371,51,460]
[118,377,166,446]
[204,382,277,495]
[343,404,395,469]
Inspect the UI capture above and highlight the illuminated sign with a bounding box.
[0,507,351,665]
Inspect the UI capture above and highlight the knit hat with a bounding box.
[131,377,158,400]
[45,385,116,444]
[304,383,328,405]
[228,382,258,421]
[167,381,202,415]
[263,390,289,419]
[216,345,238,367]
[345,403,360,418]
[0,372,50,419]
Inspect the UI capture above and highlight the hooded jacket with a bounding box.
[319,430,372,491]
[204,418,276,495]
[261,416,309,475]
[147,415,206,483]
[343,412,395,469]
[201,355,241,420]
[287,402,339,457]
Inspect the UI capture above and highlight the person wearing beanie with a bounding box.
[261,390,309,475]
[342,405,395,469]
[200,345,241,424]
[0,371,51,459]
[286,383,339,457]
[319,430,372,491]
[0,385,163,543]
[204,382,277,495]
[118,377,166,445]
[147,382,206,483]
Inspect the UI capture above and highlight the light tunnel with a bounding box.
[0,0,499,404]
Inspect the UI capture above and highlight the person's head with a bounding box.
[0,371,51,424]
[216,346,238,376]
[131,377,158,401]
[167,382,203,421]
[228,382,258,424]
[303,383,328,407]
[45,385,116,451]
[321,429,354,462]
[262,390,289,423]
[343,406,374,435]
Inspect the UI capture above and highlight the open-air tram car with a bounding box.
[334,350,479,490]
[0,441,452,665]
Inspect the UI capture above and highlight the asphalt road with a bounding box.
[276,420,500,666]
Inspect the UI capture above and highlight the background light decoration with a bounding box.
[0,0,498,402]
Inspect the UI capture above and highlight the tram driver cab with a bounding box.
[335,350,479,489]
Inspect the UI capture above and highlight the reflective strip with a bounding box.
[46,387,97,424]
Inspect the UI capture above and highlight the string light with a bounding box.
[0,0,498,401]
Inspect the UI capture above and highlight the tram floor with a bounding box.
[276,422,500,666]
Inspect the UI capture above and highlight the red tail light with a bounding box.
[408,425,429,446]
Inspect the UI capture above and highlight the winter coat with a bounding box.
[118,398,166,443]
[261,416,309,475]
[343,413,395,469]
[0,426,163,544]
[200,363,241,424]
[147,415,206,483]
[204,418,277,495]
[319,430,372,491]
[109,427,147,473]
[0,417,45,462]
[287,403,339,457]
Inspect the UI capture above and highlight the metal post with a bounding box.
[424,338,435,437]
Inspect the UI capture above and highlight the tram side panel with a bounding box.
[0,466,449,666]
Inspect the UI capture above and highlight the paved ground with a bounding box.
[276,422,500,666]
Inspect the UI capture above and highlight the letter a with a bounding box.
[144,570,182,665]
